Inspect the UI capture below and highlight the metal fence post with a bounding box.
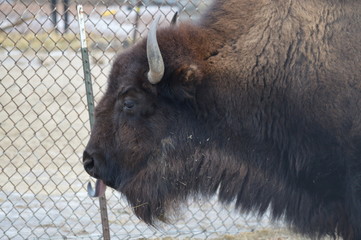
[77,5,111,240]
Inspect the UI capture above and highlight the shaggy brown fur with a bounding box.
[83,0,361,239]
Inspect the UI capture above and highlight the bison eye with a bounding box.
[123,99,135,111]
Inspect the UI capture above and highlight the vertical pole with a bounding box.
[63,0,69,32]
[51,0,58,32]
[76,5,111,240]
[132,1,141,43]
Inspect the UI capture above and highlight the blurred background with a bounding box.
[0,0,310,239]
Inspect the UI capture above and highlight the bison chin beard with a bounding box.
[120,171,187,225]
[119,137,193,225]
[117,135,246,226]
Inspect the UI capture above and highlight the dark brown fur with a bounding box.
[84,0,361,239]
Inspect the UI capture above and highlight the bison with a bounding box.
[83,0,361,239]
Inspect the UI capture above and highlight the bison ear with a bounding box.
[161,64,203,103]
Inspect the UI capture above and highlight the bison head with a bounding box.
[83,17,222,224]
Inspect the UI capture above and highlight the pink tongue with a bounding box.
[87,179,106,197]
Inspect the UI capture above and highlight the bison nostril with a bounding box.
[83,151,95,175]
[84,158,94,172]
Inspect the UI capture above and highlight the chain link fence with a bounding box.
[0,0,295,239]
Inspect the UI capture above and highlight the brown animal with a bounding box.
[83,0,361,239]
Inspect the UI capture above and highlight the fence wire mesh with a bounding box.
[0,0,291,239]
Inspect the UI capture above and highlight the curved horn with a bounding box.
[147,15,165,84]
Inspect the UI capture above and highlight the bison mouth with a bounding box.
[87,179,106,197]
[83,150,118,197]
